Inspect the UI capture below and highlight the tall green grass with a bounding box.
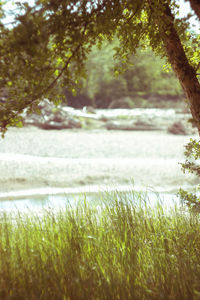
[0,191,200,299]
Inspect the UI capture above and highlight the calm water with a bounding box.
[0,190,180,214]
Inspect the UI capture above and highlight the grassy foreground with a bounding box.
[0,191,200,299]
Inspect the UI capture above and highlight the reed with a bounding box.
[0,190,200,299]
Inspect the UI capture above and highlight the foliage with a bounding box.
[68,45,183,108]
[178,188,200,211]
[0,191,200,299]
[0,0,199,133]
[0,0,105,132]
[179,139,200,210]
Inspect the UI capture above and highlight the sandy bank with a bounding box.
[0,127,198,195]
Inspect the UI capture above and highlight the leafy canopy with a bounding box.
[0,0,199,132]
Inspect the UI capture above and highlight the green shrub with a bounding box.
[178,139,200,211]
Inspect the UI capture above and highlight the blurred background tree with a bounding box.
[65,41,184,108]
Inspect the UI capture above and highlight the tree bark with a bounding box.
[157,2,200,133]
[188,0,200,21]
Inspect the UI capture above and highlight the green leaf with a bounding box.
[15,121,23,128]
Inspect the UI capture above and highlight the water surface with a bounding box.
[0,189,180,214]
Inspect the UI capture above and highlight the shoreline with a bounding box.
[0,127,197,199]
[0,183,194,201]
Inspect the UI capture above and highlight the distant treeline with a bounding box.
[65,42,184,108]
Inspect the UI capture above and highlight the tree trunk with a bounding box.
[157,2,200,133]
[188,0,200,21]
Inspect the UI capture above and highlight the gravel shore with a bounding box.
[0,126,197,194]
